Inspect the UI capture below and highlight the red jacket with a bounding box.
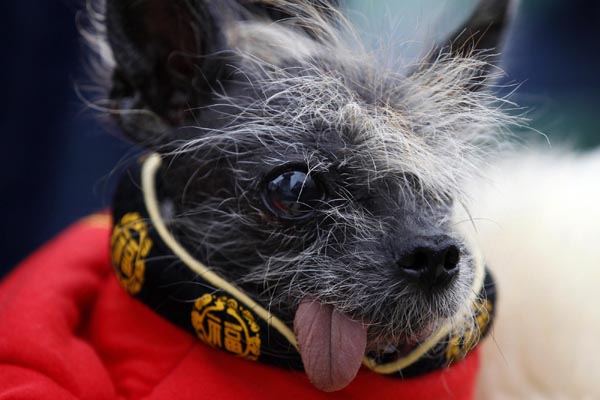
[0,215,480,399]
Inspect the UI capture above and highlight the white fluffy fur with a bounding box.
[459,149,600,399]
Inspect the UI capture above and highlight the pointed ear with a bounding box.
[105,0,233,145]
[104,0,341,147]
[429,0,516,89]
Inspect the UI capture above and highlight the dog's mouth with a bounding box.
[293,298,444,392]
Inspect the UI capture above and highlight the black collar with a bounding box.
[110,153,496,378]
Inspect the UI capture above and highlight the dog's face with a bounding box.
[101,0,512,391]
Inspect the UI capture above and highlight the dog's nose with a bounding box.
[397,236,460,289]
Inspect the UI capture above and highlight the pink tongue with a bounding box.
[294,299,367,392]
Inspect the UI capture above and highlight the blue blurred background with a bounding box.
[1,0,598,276]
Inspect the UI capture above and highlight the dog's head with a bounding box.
[99,0,513,391]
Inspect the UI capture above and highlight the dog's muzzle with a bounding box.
[110,153,497,378]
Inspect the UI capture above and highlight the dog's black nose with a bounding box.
[397,236,460,289]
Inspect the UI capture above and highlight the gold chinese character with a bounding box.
[224,322,243,354]
[191,293,261,361]
[205,314,223,348]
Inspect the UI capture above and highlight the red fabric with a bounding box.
[0,216,481,400]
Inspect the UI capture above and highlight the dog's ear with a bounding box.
[105,0,341,147]
[105,0,236,146]
[427,0,516,90]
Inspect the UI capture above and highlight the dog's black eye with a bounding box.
[263,169,324,220]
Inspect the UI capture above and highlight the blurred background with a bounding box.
[1,0,599,276]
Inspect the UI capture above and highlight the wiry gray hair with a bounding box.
[85,0,516,359]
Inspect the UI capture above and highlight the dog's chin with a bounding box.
[366,329,429,356]
[366,278,471,351]
[366,314,445,353]
[363,304,462,370]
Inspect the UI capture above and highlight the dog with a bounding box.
[82,0,600,397]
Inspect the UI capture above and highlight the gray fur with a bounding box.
[86,0,516,355]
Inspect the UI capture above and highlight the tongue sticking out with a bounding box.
[294,299,367,392]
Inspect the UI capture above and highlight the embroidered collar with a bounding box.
[110,153,496,377]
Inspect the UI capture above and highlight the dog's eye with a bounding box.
[263,169,324,220]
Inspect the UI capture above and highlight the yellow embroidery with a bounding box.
[205,314,224,348]
[110,212,153,294]
[191,294,261,361]
[446,299,493,363]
